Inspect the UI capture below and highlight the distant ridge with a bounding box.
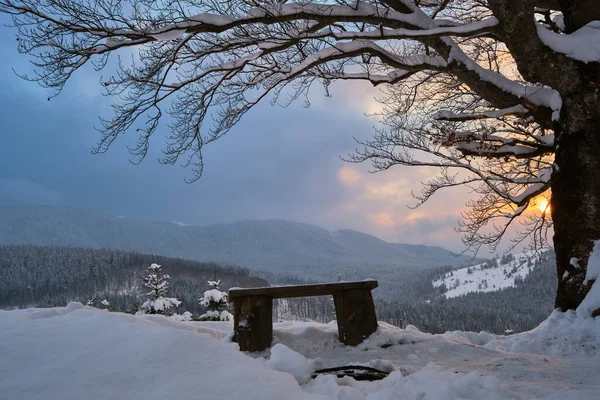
[0,205,473,282]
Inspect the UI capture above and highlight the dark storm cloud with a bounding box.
[0,26,369,226]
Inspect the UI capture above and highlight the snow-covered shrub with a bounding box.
[170,311,193,322]
[85,295,97,307]
[199,280,233,321]
[136,263,182,316]
[101,299,110,311]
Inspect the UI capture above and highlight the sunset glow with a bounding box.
[537,198,550,214]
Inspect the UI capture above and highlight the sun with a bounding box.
[537,198,551,213]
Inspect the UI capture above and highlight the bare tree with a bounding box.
[1,0,599,315]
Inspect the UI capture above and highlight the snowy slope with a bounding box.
[432,251,543,299]
[1,303,599,400]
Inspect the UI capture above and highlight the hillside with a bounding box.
[374,251,557,334]
[432,251,544,298]
[0,244,557,334]
[0,205,475,298]
[0,244,266,315]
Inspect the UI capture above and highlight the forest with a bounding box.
[0,245,556,333]
[0,245,266,316]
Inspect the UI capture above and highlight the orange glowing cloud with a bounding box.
[369,212,396,227]
[338,166,362,186]
[403,211,427,223]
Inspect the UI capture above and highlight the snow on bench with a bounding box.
[229,280,379,352]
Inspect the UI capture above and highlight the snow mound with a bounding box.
[273,321,342,357]
[304,363,517,400]
[19,301,84,319]
[0,304,327,400]
[441,330,498,346]
[485,309,600,356]
[267,343,319,384]
[170,311,193,321]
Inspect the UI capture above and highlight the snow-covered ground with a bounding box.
[1,303,599,400]
[432,251,541,298]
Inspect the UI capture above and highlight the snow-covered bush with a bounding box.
[85,295,97,307]
[199,280,232,321]
[170,311,193,322]
[101,299,110,311]
[136,263,182,316]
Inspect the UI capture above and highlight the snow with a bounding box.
[537,21,600,63]
[200,288,227,305]
[304,364,516,400]
[199,282,232,321]
[170,311,193,321]
[170,220,190,227]
[267,344,319,384]
[432,105,528,121]
[0,304,326,400]
[576,240,600,317]
[188,13,235,26]
[199,309,233,321]
[324,18,497,41]
[484,309,600,356]
[583,241,600,284]
[246,2,428,28]
[432,251,541,298]
[446,43,563,121]
[151,29,186,41]
[1,303,599,399]
[570,257,580,268]
[138,296,181,313]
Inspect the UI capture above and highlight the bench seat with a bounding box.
[229,280,379,351]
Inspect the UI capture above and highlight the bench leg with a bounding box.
[333,289,378,346]
[233,295,273,352]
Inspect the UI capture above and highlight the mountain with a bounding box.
[0,206,473,284]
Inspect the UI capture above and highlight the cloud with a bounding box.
[0,24,503,254]
[0,179,64,206]
[338,166,361,186]
[368,212,396,227]
[325,161,472,250]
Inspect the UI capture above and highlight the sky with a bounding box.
[0,17,493,253]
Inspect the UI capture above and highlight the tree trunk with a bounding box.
[551,91,600,315]
[557,0,600,33]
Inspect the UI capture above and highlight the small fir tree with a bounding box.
[136,263,181,316]
[199,280,232,321]
[85,294,97,307]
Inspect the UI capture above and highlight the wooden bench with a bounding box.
[229,280,378,351]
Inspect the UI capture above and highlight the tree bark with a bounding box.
[557,0,600,33]
[489,0,600,314]
[551,90,600,314]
